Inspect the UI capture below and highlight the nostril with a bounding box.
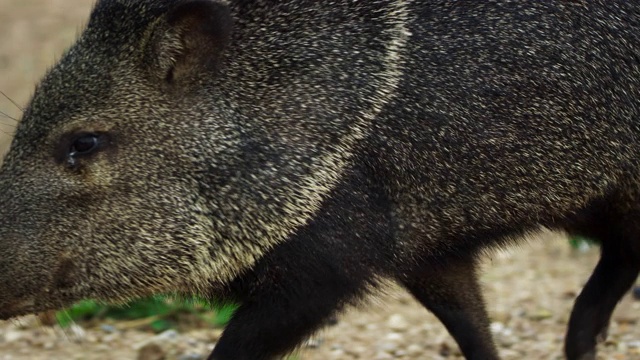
[53,258,76,290]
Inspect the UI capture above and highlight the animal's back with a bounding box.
[371,1,640,251]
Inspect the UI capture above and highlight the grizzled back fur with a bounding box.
[1,1,640,359]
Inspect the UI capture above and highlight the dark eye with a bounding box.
[70,134,100,156]
[55,132,111,167]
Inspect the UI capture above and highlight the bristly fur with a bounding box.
[0,1,639,359]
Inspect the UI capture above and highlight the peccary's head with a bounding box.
[0,0,239,317]
[0,0,405,317]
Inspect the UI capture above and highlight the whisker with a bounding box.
[0,121,15,134]
[0,121,16,128]
[0,91,23,112]
[0,110,18,122]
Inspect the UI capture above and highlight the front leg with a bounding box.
[209,241,372,360]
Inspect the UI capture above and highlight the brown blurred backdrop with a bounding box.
[0,0,95,155]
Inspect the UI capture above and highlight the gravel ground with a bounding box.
[1,2,639,359]
[0,233,638,360]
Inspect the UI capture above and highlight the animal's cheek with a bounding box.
[83,161,115,187]
[69,155,117,188]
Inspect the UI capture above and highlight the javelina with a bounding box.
[0,0,639,359]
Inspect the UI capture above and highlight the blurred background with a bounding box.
[0,0,94,154]
[0,1,639,359]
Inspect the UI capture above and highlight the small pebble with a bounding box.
[405,344,423,356]
[528,309,553,321]
[379,340,400,351]
[305,337,323,348]
[374,351,393,360]
[385,332,402,341]
[628,340,640,348]
[178,353,204,360]
[387,314,409,331]
[100,324,117,333]
[3,331,23,343]
[156,329,179,341]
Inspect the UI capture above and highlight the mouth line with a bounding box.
[0,298,37,320]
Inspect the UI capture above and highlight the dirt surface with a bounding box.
[1,2,639,360]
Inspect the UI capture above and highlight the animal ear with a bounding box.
[143,0,232,84]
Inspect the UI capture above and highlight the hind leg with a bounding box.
[565,214,640,360]
[399,257,500,360]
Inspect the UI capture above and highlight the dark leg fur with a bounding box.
[565,236,640,360]
[399,257,500,360]
[565,203,640,360]
[210,291,347,360]
[209,244,370,360]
